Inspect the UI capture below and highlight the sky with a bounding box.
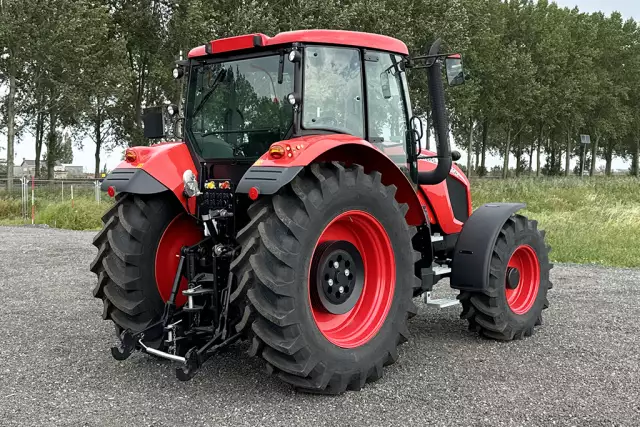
[5,0,638,174]
[554,0,639,18]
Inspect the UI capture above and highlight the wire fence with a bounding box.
[0,178,104,222]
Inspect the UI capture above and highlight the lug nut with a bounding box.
[333,261,339,269]
[344,269,350,276]
[327,279,334,286]
[339,286,345,294]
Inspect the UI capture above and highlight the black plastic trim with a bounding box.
[101,168,169,195]
[412,224,434,296]
[449,203,526,292]
[446,175,469,222]
[235,166,303,195]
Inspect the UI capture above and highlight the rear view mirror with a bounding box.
[445,54,465,86]
[380,71,392,99]
[142,106,166,139]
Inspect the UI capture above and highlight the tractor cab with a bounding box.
[144,30,464,186]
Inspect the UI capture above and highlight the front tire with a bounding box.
[458,214,552,340]
[230,162,421,394]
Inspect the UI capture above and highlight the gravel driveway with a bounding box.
[0,226,638,426]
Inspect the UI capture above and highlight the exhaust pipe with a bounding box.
[418,39,452,186]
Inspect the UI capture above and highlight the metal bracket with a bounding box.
[424,291,460,308]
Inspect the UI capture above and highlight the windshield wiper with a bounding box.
[200,127,280,138]
[192,68,227,118]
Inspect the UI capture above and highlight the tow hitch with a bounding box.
[110,208,241,381]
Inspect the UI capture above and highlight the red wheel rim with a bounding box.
[155,214,202,306]
[308,210,395,348]
[505,245,540,315]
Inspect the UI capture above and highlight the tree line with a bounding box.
[1,0,639,190]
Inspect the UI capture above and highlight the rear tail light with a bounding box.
[269,145,285,159]
[125,149,137,163]
[107,186,116,198]
[248,186,260,201]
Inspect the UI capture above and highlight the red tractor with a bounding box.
[91,30,552,394]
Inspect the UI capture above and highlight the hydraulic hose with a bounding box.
[418,43,452,185]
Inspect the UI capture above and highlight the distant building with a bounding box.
[13,159,37,178]
[54,164,85,179]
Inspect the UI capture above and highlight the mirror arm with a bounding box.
[408,52,461,70]
[410,52,460,61]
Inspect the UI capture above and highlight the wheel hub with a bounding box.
[313,241,364,315]
[506,267,521,290]
[505,244,541,315]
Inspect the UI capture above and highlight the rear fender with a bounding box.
[449,203,526,291]
[235,134,426,226]
[101,142,197,211]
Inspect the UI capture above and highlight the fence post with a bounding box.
[21,177,26,220]
[31,176,35,225]
[61,181,64,202]
[71,185,74,208]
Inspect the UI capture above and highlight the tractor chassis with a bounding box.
[110,213,240,381]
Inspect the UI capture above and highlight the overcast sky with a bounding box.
[554,0,638,18]
[7,0,638,173]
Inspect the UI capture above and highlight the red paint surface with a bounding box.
[506,245,541,315]
[112,142,197,212]
[189,30,409,58]
[309,210,395,348]
[417,150,472,234]
[255,135,425,226]
[155,214,203,306]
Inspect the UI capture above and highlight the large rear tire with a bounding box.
[90,193,202,345]
[230,162,421,394]
[457,214,552,340]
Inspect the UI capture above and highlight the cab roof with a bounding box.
[188,30,409,58]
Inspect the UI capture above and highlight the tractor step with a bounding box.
[424,291,460,308]
[433,265,451,276]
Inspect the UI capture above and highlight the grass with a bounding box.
[0,197,110,230]
[1,176,638,267]
[471,176,640,268]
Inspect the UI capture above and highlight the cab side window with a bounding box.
[365,53,408,147]
[303,46,364,138]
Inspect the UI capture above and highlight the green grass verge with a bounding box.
[0,198,110,231]
[471,176,640,268]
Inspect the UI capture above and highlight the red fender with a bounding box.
[248,134,426,226]
[106,142,197,212]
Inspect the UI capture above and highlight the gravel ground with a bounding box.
[0,225,639,427]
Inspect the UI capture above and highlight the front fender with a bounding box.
[449,203,526,291]
[101,142,197,211]
[236,135,427,226]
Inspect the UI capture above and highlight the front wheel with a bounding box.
[230,162,421,394]
[458,214,552,340]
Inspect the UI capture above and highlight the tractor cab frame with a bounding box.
[145,31,463,189]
